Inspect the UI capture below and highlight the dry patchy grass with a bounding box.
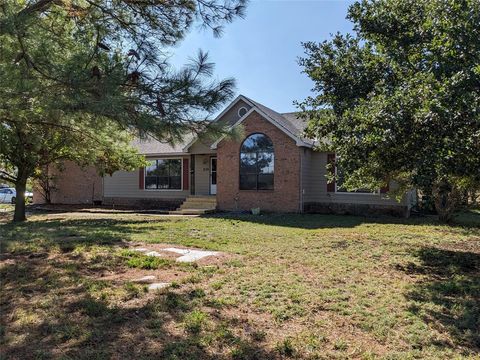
[0,210,479,359]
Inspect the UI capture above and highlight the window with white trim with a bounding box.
[238,107,248,117]
[145,159,181,190]
[239,133,274,190]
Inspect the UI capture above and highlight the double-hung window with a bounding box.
[145,159,182,190]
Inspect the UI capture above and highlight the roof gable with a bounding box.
[210,107,313,150]
[136,95,316,155]
[182,96,253,152]
[209,96,314,150]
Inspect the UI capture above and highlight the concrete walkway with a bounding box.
[133,246,219,263]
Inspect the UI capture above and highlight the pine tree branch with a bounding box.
[17,0,56,17]
[0,170,16,183]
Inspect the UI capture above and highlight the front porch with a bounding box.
[168,153,218,214]
[188,154,217,197]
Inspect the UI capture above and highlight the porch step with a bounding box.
[168,209,216,215]
[180,203,217,210]
[170,195,217,215]
[184,196,217,203]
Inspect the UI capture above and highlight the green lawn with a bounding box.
[1,210,479,359]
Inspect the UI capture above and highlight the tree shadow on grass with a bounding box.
[205,213,399,230]
[206,211,480,230]
[0,218,170,255]
[400,247,480,353]
[0,256,279,360]
[0,216,280,359]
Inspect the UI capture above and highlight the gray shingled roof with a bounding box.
[132,134,194,155]
[132,96,316,154]
[243,96,314,145]
[280,112,309,133]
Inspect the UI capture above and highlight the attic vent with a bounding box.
[238,107,248,117]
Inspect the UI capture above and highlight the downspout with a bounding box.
[190,154,195,195]
[102,176,105,206]
[299,147,304,213]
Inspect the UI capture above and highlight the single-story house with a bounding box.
[33,95,416,216]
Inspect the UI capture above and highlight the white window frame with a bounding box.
[237,106,248,118]
[144,157,183,191]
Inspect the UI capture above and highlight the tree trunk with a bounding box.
[13,174,27,222]
[432,180,460,223]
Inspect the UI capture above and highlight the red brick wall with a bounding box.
[33,161,103,204]
[216,112,301,212]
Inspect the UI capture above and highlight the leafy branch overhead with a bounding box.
[298,0,480,222]
[2,0,247,136]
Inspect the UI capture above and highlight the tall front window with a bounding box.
[240,133,274,190]
[145,159,182,190]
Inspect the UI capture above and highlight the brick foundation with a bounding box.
[103,197,183,210]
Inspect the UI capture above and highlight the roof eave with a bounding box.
[183,95,256,152]
[210,107,312,150]
[141,152,189,157]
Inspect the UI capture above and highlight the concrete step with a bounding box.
[184,197,217,203]
[180,201,217,209]
[188,195,217,198]
[180,203,216,210]
[173,196,217,215]
[169,209,215,215]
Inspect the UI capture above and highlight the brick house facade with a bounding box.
[34,95,416,216]
[33,161,102,205]
[217,112,301,212]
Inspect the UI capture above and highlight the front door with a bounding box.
[210,157,217,195]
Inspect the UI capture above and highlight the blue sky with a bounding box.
[170,0,355,114]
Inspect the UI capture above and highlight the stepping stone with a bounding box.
[148,282,170,291]
[163,247,219,263]
[145,251,163,257]
[132,275,156,284]
[163,248,190,255]
[133,247,149,252]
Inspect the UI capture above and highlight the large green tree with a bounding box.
[0,0,246,222]
[298,0,480,222]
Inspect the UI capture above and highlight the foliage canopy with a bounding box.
[298,0,480,221]
[0,0,246,221]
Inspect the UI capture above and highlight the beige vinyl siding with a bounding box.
[194,154,212,195]
[103,156,190,199]
[185,100,251,154]
[302,149,407,206]
[218,100,252,126]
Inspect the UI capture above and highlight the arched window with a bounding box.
[239,133,274,190]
